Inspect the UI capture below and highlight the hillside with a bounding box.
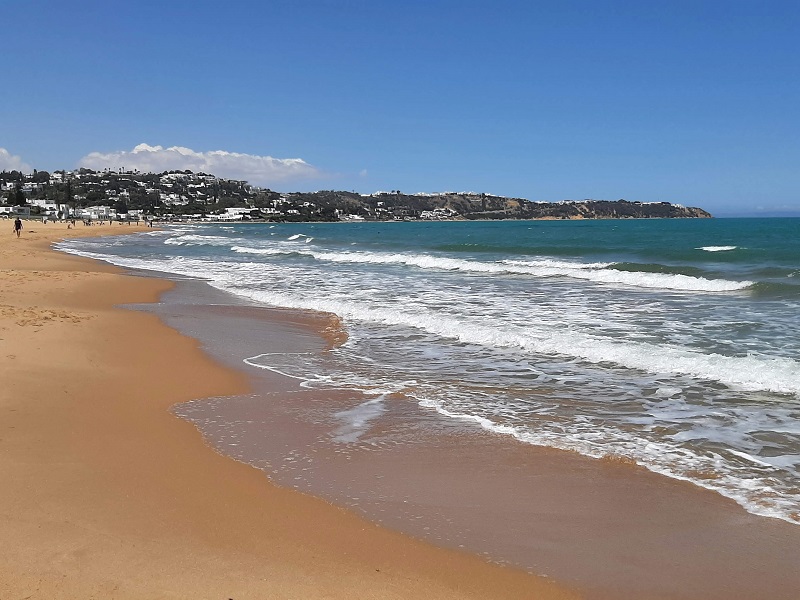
[1,168,712,221]
[292,191,713,221]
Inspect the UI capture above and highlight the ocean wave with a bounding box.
[580,266,751,291]
[227,287,800,397]
[697,246,738,252]
[231,245,293,256]
[164,234,236,246]
[328,251,752,292]
[232,244,752,292]
[52,245,780,393]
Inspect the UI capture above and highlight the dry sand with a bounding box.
[0,221,577,599]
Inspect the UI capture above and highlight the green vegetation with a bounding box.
[0,168,713,221]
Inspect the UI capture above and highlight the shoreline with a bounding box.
[150,278,800,600]
[7,224,800,599]
[0,225,576,598]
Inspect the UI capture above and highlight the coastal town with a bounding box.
[0,167,713,223]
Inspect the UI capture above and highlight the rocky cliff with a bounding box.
[286,191,713,221]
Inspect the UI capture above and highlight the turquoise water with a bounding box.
[60,218,800,523]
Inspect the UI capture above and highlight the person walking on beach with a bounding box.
[13,217,23,238]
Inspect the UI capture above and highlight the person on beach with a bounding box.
[13,217,23,238]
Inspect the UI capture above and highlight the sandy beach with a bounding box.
[0,222,577,599]
[5,221,800,600]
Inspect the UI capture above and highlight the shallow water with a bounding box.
[127,279,800,600]
[59,218,800,524]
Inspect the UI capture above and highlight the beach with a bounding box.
[0,223,577,599]
[4,221,800,600]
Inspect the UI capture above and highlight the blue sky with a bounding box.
[1,0,799,216]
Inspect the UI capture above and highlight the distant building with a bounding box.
[0,205,31,217]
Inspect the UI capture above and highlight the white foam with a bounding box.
[655,386,683,397]
[502,258,614,269]
[232,245,751,292]
[158,227,753,293]
[728,449,775,468]
[52,242,793,397]
[230,287,800,397]
[164,233,235,247]
[698,246,738,252]
[332,395,388,443]
[231,245,291,256]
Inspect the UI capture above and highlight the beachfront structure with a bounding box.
[77,206,113,220]
[29,198,60,211]
[0,205,31,216]
[220,207,253,220]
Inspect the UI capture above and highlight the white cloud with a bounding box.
[78,143,321,186]
[0,148,32,172]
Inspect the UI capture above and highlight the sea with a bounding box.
[58,217,800,526]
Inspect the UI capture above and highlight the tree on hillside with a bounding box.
[11,184,27,206]
[0,170,24,183]
[32,169,50,183]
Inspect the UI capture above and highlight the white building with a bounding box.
[219,207,252,220]
[0,205,31,217]
[78,205,114,220]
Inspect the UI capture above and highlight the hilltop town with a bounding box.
[0,168,712,222]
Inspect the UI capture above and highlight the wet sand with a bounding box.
[0,222,575,599]
[155,280,800,600]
